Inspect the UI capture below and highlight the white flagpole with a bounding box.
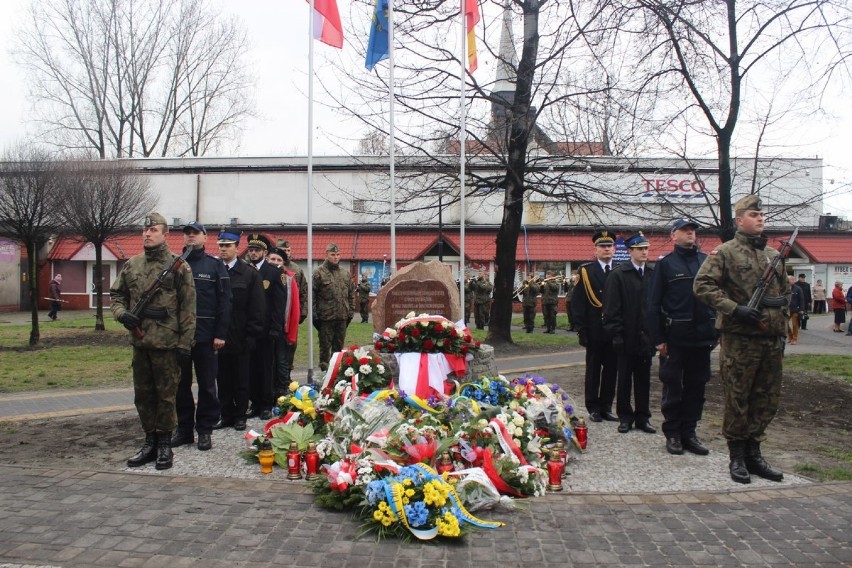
[459,0,467,322]
[306,0,316,382]
[388,0,397,277]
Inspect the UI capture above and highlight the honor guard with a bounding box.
[520,275,540,333]
[313,243,355,371]
[541,271,560,334]
[357,273,372,323]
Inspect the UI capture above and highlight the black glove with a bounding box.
[732,305,762,326]
[118,311,141,331]
[578,332,588,348]
[176,348,192,367]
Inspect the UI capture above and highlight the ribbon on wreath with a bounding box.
[489,418,528,465]
[480,448,527,498]
[395,352,467,399]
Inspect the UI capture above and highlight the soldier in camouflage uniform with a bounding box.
[472,270,493,330]
[694,195,791,484]
[313,243,355,371]
[111,213,196,470]
[462,273,473,325]
[357,274,372,323]
[541,271,560,334]
[520,276,540,333]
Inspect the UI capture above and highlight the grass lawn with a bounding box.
[0,310,576,392]
[795,448,852,481]
[784,354,852,384]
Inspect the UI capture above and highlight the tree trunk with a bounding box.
[717,133,735,242]
[486,0,541,347]
[28,242,40,346]
[94,243,105,331]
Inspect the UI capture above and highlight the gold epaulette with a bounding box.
[580,265,603,308]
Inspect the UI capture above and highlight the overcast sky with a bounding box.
[1,0,850,218]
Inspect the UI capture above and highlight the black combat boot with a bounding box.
[127,432,157,467]
[727,440,750,484]
[745,440,784,481]
[155,432,174,470]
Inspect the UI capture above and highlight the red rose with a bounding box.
[359,357,370,365]
[374,341,383,349]
[423,339,435,350]
[475,341,481,348]
[411,328,421,337]
[434,323,444,332]
[450,329,458,338]
[345,357,355,366]
[398,332,406,341]
[460,344,469,353]
[443,338,451,347]
[349,345,359,351]
[388,344,396,351]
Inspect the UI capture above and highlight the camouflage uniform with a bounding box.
[521,280,540,332]
[463,277,473,325]
[357,279,372,323]
[472,275,493,329]
[541,279,560,333]
[313,256,355,371]
[563,279,576,330]
[110,241,196,436]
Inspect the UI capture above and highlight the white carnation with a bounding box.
[377,364,385,374]
[359,364,372,374]
[344,367,355,377]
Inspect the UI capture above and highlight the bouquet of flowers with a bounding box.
[374,313,480,356]
[359,464,503,541]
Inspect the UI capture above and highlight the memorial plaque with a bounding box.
[372,261,460,331]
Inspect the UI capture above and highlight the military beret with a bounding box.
[247,233,270,250]
[592,228,615,246]
[144,212,168,228]
[326,242,340,253]
[183,221,206,234]
[217,227,241,244]
[267,247,284,258]
[671,218,700,232]
[734,195,762,215]
[625,232,650,248]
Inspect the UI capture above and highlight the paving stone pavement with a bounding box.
[0,465,850,567]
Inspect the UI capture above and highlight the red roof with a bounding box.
[795,236,852,263]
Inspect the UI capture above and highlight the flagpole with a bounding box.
[459,0,467,322]
[388,0,397,277]
[306,0,316,383]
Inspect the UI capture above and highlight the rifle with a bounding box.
[126,247,193,339]
[746,228,798,330]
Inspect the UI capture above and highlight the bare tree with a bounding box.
[56,160,156,330]
[16,0,254,158]
[0,145,61,345]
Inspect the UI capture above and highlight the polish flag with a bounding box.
[308,0,344,49]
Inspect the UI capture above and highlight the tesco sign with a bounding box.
[642,178,706,199]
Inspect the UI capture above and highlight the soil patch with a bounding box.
[0,356,849,480]
[0,329,129,352]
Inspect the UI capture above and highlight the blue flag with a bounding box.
[365,0,389,70]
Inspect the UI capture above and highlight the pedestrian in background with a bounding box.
[357,274,372,323]
[47,274,62,321]
[694,195,789,484]
[786,275,804,345]
[313,242,355,371]
[831,281,846,332]
[812,279,827,314]
[172,222,232,452]
[603,232,656,435]
[648,219,716,456]
[796,274,811,330]
[111,213,196,470]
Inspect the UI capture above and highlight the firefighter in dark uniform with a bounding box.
[170,222,232,451]
[603,232,656,434]
[111,212,196,470]
[570,229,619,423]
[214,229,265,431]
[648,219,717,455]
[246,233,286,420]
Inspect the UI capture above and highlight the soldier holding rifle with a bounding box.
[110,213,196,470]
[694,196,792,484]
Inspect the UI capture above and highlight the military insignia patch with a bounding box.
[263,280,270,289]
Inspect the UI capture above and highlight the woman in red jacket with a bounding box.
[831,281,846,332]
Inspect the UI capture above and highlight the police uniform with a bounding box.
[215,229,265,431]
[357,276,372,323]
[603,233,655,434]
[520,278,540,333]
[694,195,790,484]
[647,219,716,455]
[472,273,493,329]
[540,274,560,333]
[313,242,355,371]
[570,229,618,422]
[110,212,196,470]
[246,234,287,419]
[173,222,232,451]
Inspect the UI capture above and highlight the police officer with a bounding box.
[694,195,790,484]
[214,229,265,431]
[172,222,232,451]
[603,232,656,434]
[111,213,196,470]
[246,234,286,420]
[648,219,717,455]
[571,229,619,423]
[313,242,355,371]
[541,271,560,334]
[472,270,493,330]
[520,275,540,333]
[357,273,372,323]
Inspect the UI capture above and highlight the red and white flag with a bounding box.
[307,0,344,48]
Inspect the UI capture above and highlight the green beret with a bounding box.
[734,195,762,214]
